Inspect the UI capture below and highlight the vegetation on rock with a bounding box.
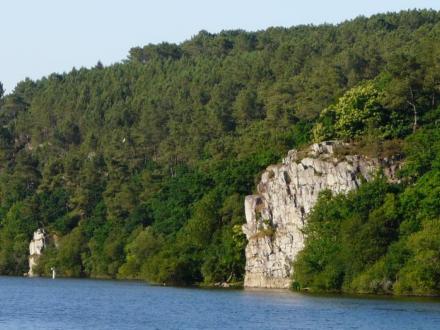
[294,129,440,295]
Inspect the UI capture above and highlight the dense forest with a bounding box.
[1,10,440,293]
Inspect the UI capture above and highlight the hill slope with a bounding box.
[1,10,440,288]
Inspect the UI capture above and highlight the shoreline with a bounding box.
[6,274,440,300]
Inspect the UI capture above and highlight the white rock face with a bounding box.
[242,141,396,288]
[28,229,46,277]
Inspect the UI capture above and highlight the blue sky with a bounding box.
[2,0,440,92]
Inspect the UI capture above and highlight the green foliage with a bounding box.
[330,81,383,140]
[293,178,398,292]
[0,200,38,274]
[394,219,440,295]
[0,82,4,99]
[117,227,164,279]
[312,80,405,142]
[399,129,440,180]
[1,10,440,289]
[54,227,87,277]
[294,129,440,295]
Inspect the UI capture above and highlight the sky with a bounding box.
[2,0,440,93]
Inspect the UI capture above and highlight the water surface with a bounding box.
[0,276,439,329]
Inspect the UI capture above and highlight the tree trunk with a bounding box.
[407,100,417,133]
[408,87,417,133]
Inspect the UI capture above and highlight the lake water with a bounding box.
[1,276,440,329]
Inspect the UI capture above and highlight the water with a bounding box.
[1,277,440,329]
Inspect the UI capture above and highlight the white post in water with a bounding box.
[51,267,56,279]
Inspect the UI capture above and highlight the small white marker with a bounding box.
[51,267,56,279]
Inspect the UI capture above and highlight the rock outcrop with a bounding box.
[28,228,47,277]
[242,141,397,288]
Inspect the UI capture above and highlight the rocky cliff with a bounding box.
[242,141,397,288]
[28,229,47,277]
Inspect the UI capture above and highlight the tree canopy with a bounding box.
[1,10,440,289]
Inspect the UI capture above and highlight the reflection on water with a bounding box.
[0,276,439,329]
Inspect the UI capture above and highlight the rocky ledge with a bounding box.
[242,141,398,288]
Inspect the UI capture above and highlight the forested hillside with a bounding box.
[1,10,440,290]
